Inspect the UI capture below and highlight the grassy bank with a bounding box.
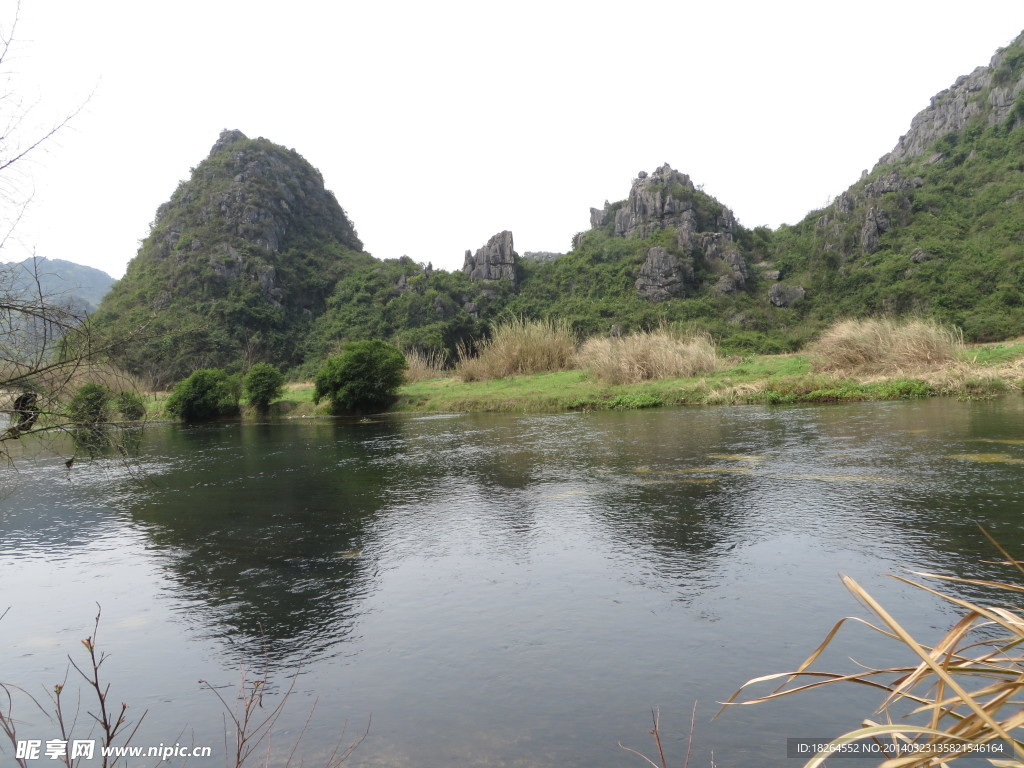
[250,339,1023,417]
[143,336,1024,419]
[393,340,1024,412]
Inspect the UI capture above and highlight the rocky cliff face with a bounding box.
[463,230,518,286]
[590,164,751,302]
[878,32,1024,167]
[590,164,738,240]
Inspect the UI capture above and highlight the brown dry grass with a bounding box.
[811,318,963,374]
[576,330,721,384]
[720,529,1024,767]
[456,317,577,382]
[403,349,449,383]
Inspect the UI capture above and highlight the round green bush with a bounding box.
[166,368,241,422]
[115,390,147,420]
[68,382,113,425]
[244,362,285,412]
[313,340,407,413]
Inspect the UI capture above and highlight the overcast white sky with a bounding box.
[3,1,1024,279]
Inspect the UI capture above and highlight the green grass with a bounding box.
[388,345,1016,412]
[145,341,1023,419]
[959,339,1024,366]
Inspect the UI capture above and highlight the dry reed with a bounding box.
[456,317,577,381]
[811,318,963,374]
[576,330,720,384]
[720,529,1024,767]
[403,348,449,382]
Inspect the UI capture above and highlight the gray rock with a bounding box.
[590,204,611,229]
[635,246,694,302]
[463,231,518,286]
[763,269,781,281]
[909,247,933,263]
[715,275,740,294]
[769,283,806,307]
[860,207,890,254]
[598,164,712,239]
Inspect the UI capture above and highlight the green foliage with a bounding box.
[85,40,1024,386]
[303,257,484,369]
[313,340,407,413]
[89,132,368,385]
[67,383,113,425]
[114,390,147,420]
[753,377,933,405]
[607,393,664,409]
[244,362,285,411]
[166,368,242,421]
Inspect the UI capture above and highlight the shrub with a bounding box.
[244,362,285,412]
[607,393,664,409]
[313,340,407,413]
[67,382,113,425]
[576,329,720,384]
[811,318,963,373]
[456,317,577,382]
[166,368,241,422]
[114,390,147,420]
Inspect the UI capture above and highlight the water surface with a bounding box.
[3,398,1024,766]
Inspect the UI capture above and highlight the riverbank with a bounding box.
[241,339,1024,418]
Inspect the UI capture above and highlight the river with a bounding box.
[3,398,1024,766]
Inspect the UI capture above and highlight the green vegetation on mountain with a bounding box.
[299,256,492,374]
[92,130,370,385]
[768,126,1024,342]
[89,30,1024,390]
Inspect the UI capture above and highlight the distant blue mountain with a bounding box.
[4,256,115,313]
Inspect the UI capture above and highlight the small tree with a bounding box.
[165,368,241,422]
[67,382,113,425]
[244,362,285,412]
[313,340,407,413]
[114,390,147,420]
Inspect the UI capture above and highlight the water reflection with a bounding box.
[3,399,1024,767]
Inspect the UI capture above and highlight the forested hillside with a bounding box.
[91,30,1024,383]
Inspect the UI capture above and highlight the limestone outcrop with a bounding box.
[815,170,923,258]
[769,283,806,307]
[591,164,752,302]
[878,33,1024,167]
[463,230,518,286]
[590,164,737,240]
[635,246,694,302]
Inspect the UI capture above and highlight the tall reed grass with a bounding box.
[403,348,449,382]
[812,318,963,374]
[456,317,577,381]
[721,529,1024,767]
[576,330,720,384]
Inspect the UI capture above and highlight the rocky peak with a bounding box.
[590,163,737,240]
[153,130,362,259]
[878,31,1024,167]
[590,164,751,302]
[463,231,518,286]
[211,128,248,155]
[95,130,368,379]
